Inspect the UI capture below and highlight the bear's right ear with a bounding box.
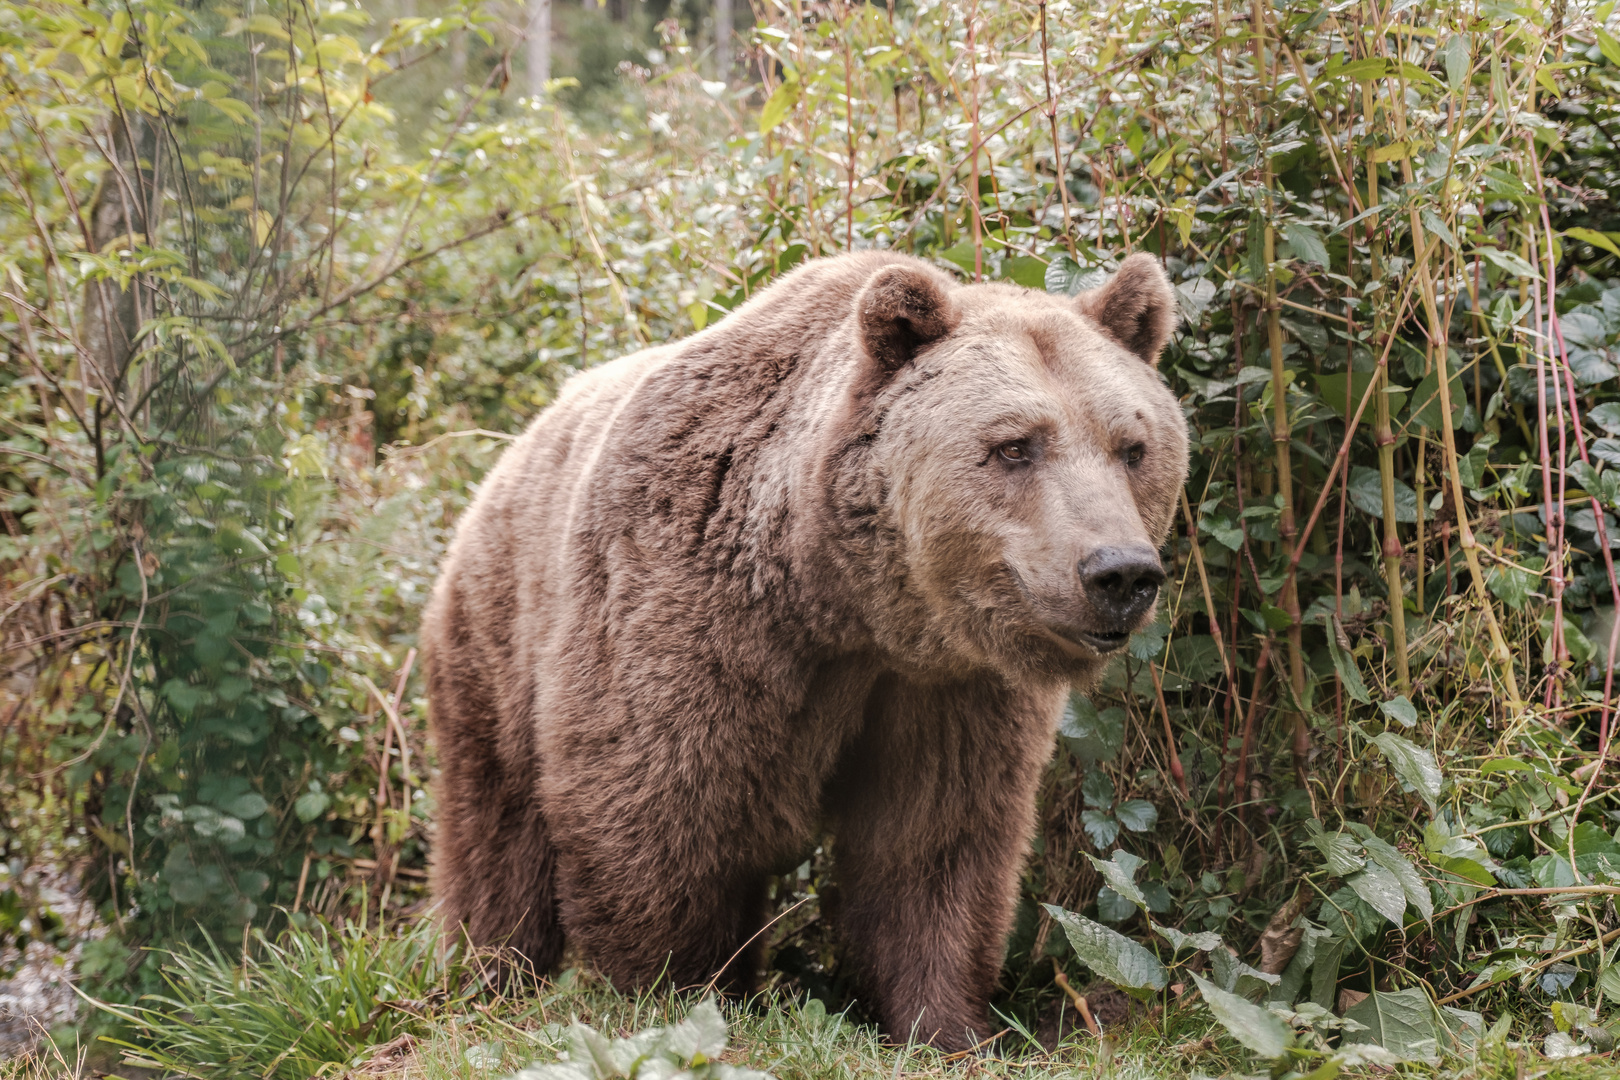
[856,265,959,372]
[1074,252,1179,364]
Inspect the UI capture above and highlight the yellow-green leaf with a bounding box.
[759,80,801,134]
[1565,227,1620,259]
[1598,27,1620,68]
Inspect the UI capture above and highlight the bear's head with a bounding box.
[844,254,1190,683]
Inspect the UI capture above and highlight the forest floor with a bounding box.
[3,975,1618,1080]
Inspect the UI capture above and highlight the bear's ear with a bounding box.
[856,264,959,372]
[1074,252,1179,364]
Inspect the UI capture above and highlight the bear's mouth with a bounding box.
[1071,629,1130,653]
[1039,625,1131,657]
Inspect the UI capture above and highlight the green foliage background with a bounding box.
[6,0,1620,1064]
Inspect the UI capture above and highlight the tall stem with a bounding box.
[1362,78,1410,693]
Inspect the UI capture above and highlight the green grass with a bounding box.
[5,919,1616,1080]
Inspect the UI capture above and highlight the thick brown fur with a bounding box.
[422,251,1189,1051]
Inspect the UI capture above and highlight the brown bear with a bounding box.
[421,250,1189,1051]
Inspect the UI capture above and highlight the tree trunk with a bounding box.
[527,0,551,95]
[450,28,468,91]
[715,0,732,80]
[83,111,157,428]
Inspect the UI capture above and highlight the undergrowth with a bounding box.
[0,920,1611,1079]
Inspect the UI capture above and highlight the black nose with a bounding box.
[1080,546,1165,624]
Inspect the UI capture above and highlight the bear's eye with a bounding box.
[1123,443,1146,467]
[997,441,1032,465]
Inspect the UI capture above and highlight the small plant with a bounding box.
[507,998,771,1080]
[93,916,478,1079]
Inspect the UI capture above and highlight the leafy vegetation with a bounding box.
[5,0,1620,1073]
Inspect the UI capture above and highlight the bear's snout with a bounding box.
[1079,544,1165,628]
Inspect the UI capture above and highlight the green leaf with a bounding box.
[1598,27,1620,68]
[1152,922,1223,952]
[1369,731,1444,811]
[1191,973,1293,1058]
[665,997,729,1062]
[1082,809,1121,849]
[1115,799,1158,833]
[1285,223,1330,268]
[293,790,330,823]
[1081,769,1116,808]
[1326,626,1371,704]
[1431,853,1496,888]
[1443,34,1470,91]
[1088,850,1148,910]
[1590,402,1620,435]
[1349,465,1425,522]
[1210,947,1281,999]
[1565,227,1620,260]
[1332,57,1393,83]
[1599,965,1620,1002]
[1043,904,1169,999]
[1347,861,1407,926]
[1316,370,1404,420]
[1059,694,1125,762]
[1341,987,1466,1063]
[1478,246,1540,280]
[1304,822,1366,877]
[1486,560,1541,610]
[758,80,801,133]
[1379,695,1418,728]
[220,792,269,820]
[1405,367,1466,431]
[1351,824,1434,922]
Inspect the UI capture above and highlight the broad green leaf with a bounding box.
[1478,246,1539,280]
[1211,947,1281,999]
[1316,370,1404,420]
[1342,988,1475,1063]
[219,792,268,820]
[1486,561,1541,610]
[1351,824,1434,921]
[1081,769,1116,809]
[293,790,330,823]
[1349,465,1425,522]
[1405,367,1465,431]
[1599,965,1620,1002]
[1081,810,1121,849]
[1310,936,1346,1009]
[665,997,728,1061]
[1369,732,1444,811]
[1059,694,1125,762]
[1152,922,1223,952]
[1565,227,1620,260]
[1191,973,1292,1058]
[1285,223,1330,267]
[1598,27,1620,68]
[1443,34,1470,90]
[758,81,801,134]
[1304,822,1366,877]
[1347,861,1407,925]
[1096,886,1136,922]
[1088,850,1148,910]
[1378,695,1418,728]
[1589,402,1620,434]
[1043,904,1168,999]
[1115,800,1157,833]
[1431,854,1496,888]
[1326,625,1371,704]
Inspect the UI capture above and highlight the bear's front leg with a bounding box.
[829,675,1063,1052]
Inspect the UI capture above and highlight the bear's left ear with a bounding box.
[856,264,959,372]
[1074,252,1179,364]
